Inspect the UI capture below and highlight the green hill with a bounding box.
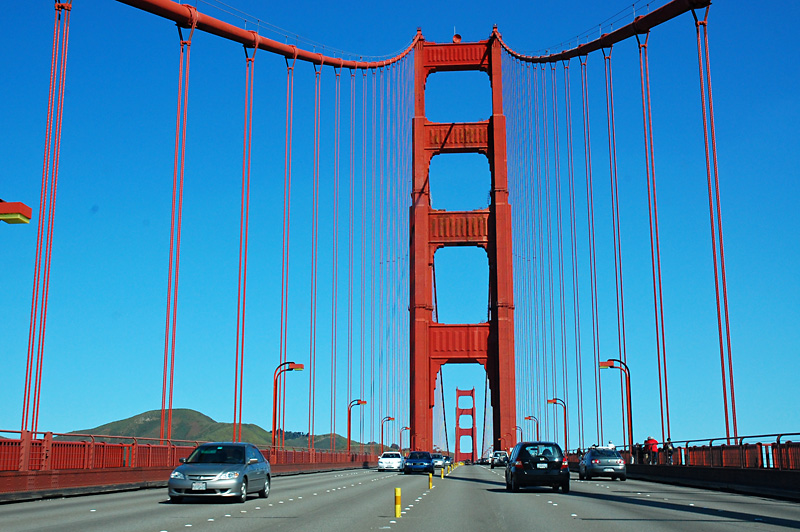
[64,409,384,451]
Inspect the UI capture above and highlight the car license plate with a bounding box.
[191,482,206,491]
[604,468,614,472]
[537,463,548,469]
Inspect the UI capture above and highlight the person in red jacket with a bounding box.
[644,436,659,465]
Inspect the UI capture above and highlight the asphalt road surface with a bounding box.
[1,466,798,531]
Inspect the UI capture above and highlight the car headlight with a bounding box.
[170,470,185,480]
[217,471,240,480]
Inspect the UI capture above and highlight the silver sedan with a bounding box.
[168,442,271,503]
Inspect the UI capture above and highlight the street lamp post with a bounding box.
[271,361,304,449]
[400,426,410,454]
[380,416,395,452]
[547,398,567,452]
[0,200,33,224]
[515,425,523,441]
[600,359,634,453]
[524,415,540,440]
[347,399,367,453]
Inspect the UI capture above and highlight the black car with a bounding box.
[404,451,435,474]
[505,441,570,493]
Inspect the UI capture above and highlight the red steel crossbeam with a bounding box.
[495,0,711,63]
[116,0,420,68]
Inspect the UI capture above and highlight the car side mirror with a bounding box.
[179,458,187,463]
[248,457,258,464]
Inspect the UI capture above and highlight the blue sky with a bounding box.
[1,0,798,453]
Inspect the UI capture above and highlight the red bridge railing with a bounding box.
[0,430,377,496]
[567,433,800,471]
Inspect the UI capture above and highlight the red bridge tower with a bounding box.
[410,31,517,454]
[455,388,477,463]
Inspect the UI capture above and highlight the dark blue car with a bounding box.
[404,451,434,474]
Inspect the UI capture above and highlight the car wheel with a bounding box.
[490,464,495,469]
[552,484,560,492]
[258,476,270,498]
[170,495,183,504]
[578,470,585,480]
[561,482,570,494]
[505,475,511,492]
[237,479,248,503]
[619,475,627,481]
[511,474,520,493]
[585,473,592,481]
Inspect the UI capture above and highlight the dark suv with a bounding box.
[505,441,570,493]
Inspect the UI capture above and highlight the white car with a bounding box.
[490,450,509,469]
[378,452,404,471]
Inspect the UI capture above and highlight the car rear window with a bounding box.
[382,453,401,458]
[408,452,430,459]
[591,449,621,458]
[519,444,562,461]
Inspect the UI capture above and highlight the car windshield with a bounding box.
[591,449,621,458]
[408,452,430,459]
[519,444,562,461]
[381,453,401,458]
[493,452,506,457]
[186,445,245,464]
[431,453,443,459]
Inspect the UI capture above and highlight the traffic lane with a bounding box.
[565,476,800,531]
[219,468,441,531]
[389,465,800,532]
[0,468,396,532]
[484,465,800,531]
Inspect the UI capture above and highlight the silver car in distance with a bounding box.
[168,442,271,503]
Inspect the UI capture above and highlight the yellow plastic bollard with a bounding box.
[441,467,444,479]
[395,487,401,518]
[428,473,433,489]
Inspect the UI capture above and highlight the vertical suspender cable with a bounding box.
[378,66,386,437]
[347,69,355,444]
[369,68,377,454]
[637,32,670,442]
[160,9,197,443]
[360,68,368,453]
[233,35,257,443]
[308,61,323,452]
[278,51,297,450]
[563,59,585,450]
[693,7,737,441]
[580,55,603,446]
[602,47,628,448]
[551,63,569,448]
[330,66,342,453]
[25,1,72,436]
[542,65,558,441]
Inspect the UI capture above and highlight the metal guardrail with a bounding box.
[0,429,378,495]
[567,432,800,470]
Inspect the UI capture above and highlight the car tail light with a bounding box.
[561,458,569,470]
[514,460,524,470]
[616,459,625,465]
[591,459,600,464]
